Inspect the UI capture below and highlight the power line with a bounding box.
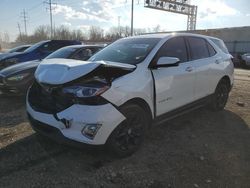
[21,9,28,35]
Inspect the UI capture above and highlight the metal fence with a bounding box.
[225,41,250,54]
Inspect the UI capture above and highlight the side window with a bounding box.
[39,42,50,52]
[187,37,210,60]
[72,48,99,61]
[40,42,69,52]
[157,37,188,63]
[210,38,229,54]
[49,42,69,52]
[206,42,216,56]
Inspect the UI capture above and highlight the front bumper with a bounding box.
[27,101,126,145]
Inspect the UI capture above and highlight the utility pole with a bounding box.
[44,0,54,38]
[17,22,22,41]
[118,16,121,36]
[49,0,53,38]
[21,9,28,35]
[131,0,134,36]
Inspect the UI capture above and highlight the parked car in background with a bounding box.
[7,45,31,53]
[241,53,250,68]
[0,45,103,96]
[0,44,31,53]
[27,33,234,157]
[0,40,81,70]
[0,45,31,56]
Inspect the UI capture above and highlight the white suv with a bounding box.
[27,33,234,157]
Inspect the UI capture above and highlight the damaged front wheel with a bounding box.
[107,104,148,157]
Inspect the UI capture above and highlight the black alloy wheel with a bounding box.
[211,80,230,111]
[107,104,149,157]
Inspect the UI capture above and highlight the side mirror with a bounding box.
[154,57,180,68]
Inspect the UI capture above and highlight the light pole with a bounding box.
[131,0,134,36]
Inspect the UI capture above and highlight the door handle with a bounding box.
[185,66,193,72]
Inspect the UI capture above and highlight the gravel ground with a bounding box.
[0,69,249,188]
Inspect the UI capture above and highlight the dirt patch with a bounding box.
[0,69,249,188]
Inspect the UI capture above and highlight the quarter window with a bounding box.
[207,42,216,56]
[157,37,188,63]
[187,37,210,60]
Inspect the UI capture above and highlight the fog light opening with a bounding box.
[81,123,102,139]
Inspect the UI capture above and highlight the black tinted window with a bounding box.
[72,48,101,61]
[157,37,187,63]
[207,42,216,56]
[187,37,210,60]
[41,42,71,52]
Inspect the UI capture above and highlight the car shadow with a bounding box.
[0,108,249,187]
[0,133,115,180]
[0,96,27,128]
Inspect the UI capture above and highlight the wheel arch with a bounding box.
[220,75,231,88]
[120,97,153,125]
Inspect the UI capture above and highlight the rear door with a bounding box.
[186,36,217,100]
[151,37,196,116]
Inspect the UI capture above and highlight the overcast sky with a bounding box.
[0,0,250,41]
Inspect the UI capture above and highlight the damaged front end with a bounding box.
[29,59,136,113]
[27,59,136,144]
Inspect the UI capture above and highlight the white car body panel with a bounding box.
[27,101,125,145]
[152,62,195,116]
[101,63,154,117]
[192,57,214,100]
[35,58,99,84]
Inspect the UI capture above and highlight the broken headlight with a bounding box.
[62,85,110,98]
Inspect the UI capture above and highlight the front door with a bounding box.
[151,37,195,116]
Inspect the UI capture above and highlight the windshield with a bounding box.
[46,46,78,59]
[89,38,161,65]
[24,41,48,53]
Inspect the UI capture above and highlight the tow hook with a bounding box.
[60,118,73,129]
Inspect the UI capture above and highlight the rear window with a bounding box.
[210,38,229,54]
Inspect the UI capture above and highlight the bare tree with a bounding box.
[153,24,161,32]
[3,32,10,43]
[89,26,104,41]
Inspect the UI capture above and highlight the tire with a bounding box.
[210,79,230,111]
[107,104,149,158]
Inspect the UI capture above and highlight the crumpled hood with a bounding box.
[35,58,136,85]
